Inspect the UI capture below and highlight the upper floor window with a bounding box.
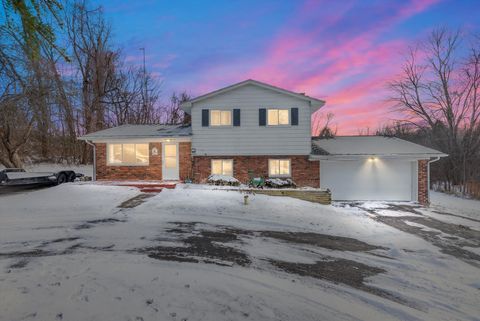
[210,110,232,126]
[268,159,291,177]
[107,143,149,165]
[267,109,289,126]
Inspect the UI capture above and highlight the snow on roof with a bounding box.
[78,124,192,140]
[311,136,447,157]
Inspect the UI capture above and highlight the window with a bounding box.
[164,144,177,168]
[211,159,233,176]
[267,109,289,126]
[107,143,149,165]
[210,110,232,126]
[269,159,291,177]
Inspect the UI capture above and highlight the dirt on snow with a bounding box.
[354,203,480,267]
[137,221,416,307]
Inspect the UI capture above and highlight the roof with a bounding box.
[311,141,330,156]
[180,79,326,113]
[78,124,192,141]
[311,136,447,158]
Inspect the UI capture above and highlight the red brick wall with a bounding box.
[193,155,319,187]
[95,142,192,181]
[418,159,429,205]
[179,142,192,180]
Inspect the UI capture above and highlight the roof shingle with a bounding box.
[311,136,446,157]
[78,124,192,140]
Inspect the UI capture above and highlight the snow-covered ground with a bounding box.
[0,184,479,321]
[430,191,480,220]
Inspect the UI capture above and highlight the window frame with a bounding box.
[107,143,150,166]
[210,109,232,127]
[267,108,290,126]
[268,159,291,177]
[211,159,234,176]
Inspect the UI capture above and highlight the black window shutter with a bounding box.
[291,108,299,126]
[202,109,209,127]
[233,109,240,126]
[259,108,266,126]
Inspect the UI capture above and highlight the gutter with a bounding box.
[78,136,192,142]
[84,140,96,181]
[427,156,441,204]
[309,153,447,161]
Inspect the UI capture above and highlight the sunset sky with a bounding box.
[94,0,479,134]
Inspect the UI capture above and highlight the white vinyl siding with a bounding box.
[211,159,233,176]
[210,110,232,126]
[191,84,311,155]
[267,109,289,125]
[107,143,149,165]
[269,159,291,177]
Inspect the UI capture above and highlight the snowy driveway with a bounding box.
[339,201,480,266]
[0,185,479,321]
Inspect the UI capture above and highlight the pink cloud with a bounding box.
[183,0,440,134]
[244,0,439,134]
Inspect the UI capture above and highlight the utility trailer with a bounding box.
[0,168,83,188]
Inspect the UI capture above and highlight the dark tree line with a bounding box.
[0,0,189,167]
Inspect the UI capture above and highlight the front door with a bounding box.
[162,143,179,180]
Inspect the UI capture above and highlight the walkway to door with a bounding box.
[95,180,177,193]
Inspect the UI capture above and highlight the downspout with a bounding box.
[427,156,441,204]
[85,140,96,181]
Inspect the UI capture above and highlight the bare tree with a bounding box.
[0,80,34,168]
[1,8,56,163]
[44,45,78,160]
[104,64,162,126]
[376,121,418,138]
[389,28,480,192]
[163,91,190,124]
[64,1,118,161]
[312,112,336,138]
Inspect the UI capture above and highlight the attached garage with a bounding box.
[311,136,447,203]
[320,159,417,201]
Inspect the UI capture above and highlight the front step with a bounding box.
[98,181,177,193]
[140,187,164,193]
[119,183,177,189]
[133,184,176,189]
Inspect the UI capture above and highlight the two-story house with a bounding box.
[181,80,324,187]
[79,79,446,204]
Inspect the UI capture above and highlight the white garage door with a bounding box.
[320,159,417,201]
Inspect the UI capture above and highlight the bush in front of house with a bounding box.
[265,178,296,188]
[207,174,240,186]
